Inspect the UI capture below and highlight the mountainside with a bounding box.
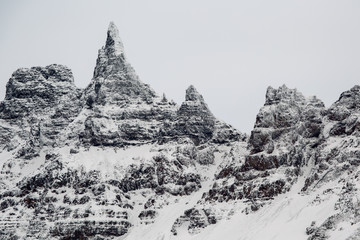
[0,22,360,240]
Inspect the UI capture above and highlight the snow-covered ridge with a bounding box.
[0,22,360,240]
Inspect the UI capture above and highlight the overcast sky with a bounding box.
[1,0,360,133]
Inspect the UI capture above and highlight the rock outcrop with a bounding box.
[0,22,243,239]
[0,64,82,163]
[171,84,360,239]
[1,22,360,240]
[86,22,156,106]
[175,85,215,144]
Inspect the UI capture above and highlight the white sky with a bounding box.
[1,0,360,133]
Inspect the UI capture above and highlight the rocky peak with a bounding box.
[255,85,324,129]
[87,22,156,106]
[328,85,360,121]
[265,84,306,106]
[326,85,360,136]
[5,65,77,97]
[0,64,82,158]
[92,22,131,80]
[338,85,360,104]
[4,21,360,240]
[174,86,216,144]
[105,22,125,57]
[5,64,75,101]
[185,85,204,102]
[249,85,324,157]
[179,85,213,117]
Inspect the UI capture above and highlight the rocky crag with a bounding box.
[0,22,360,240]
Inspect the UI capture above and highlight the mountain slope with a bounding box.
[0,22,360,240]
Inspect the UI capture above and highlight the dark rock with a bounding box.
[138,210,157,220]
[328,85,360,121]
[174,86,216,145]
[242,154,286,171]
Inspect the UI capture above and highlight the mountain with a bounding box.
[0,22,359,240]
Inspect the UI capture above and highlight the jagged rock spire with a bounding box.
[185,85,204,102]
[93,21,128,79]
[105,22,125,57]
[176,85,215,144]
[181,85,213,118]
[88,22,156,105]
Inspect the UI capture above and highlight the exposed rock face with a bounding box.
[247,85,325,169]
[327,85,360,136]
[171,84,360,239]
[0,64,82,162]
[208,84,325,214]
[328,85,360,121]
[174,85,216,144]
[77,23,242,148]
[1,22,360,240]
[87,21,156,106]
[1,64,81,121]
[77,23,174,147]
[0,22,243,239]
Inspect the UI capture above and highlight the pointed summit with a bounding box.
[176,85,216,144]
[105,22,125,56]
[92,21,131,79]
[88,22,157,105]
[185,85,204,102]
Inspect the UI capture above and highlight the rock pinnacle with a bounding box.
[105,21,124,56]
[185,85,204,102]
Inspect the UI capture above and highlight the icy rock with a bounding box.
[175,85,216,144]
[185,85,204,102]
[5,21,360,240]
[248,85,325,166]
[0,64,82,160]
[328,85,360,121]
[0,21,240,240]
[105,21,125,57]
[327,86,360,136]
[171,208,216,235]
[89,22,156,105]
[1,64,80,119]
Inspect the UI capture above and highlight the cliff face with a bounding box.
[0,22,359,240]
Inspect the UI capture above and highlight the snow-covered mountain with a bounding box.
[0,22,359,240]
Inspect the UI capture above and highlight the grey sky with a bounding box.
[1,0,360,133]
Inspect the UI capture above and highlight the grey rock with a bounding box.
[175,85,216,144]
[7,21,360,240]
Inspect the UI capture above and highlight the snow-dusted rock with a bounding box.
[1,22,360,240]
[88,22,156,105]
[0,22,243,239]
[0,64,82,162]
[171,85,360,238]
